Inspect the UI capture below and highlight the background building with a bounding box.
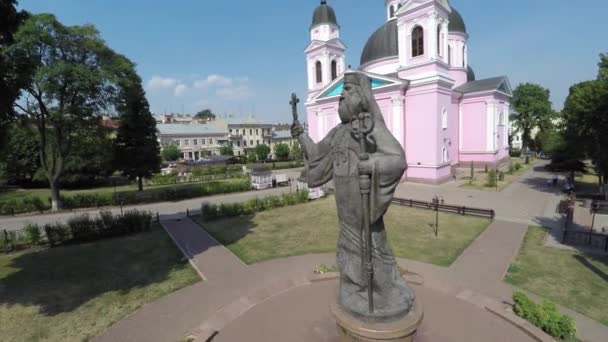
[305,0,512,183]
[157,124,229,160]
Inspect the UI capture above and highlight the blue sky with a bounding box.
[18,0,608,123]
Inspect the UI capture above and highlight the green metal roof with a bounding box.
[448,7,467,33]
[467,66,476,82]
[360,20,399,66]
[311,0,338,30]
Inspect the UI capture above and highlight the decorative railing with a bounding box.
[391,198,495,220]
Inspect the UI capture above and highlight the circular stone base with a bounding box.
[330,297,423,342]
[211,280,538,342]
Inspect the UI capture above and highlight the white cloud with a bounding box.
[147,76,179,90]
[194,99,209,107]
[194,74,234,89]
[174,84,188,97]
[216,85,254,100]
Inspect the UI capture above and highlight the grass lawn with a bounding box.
[574,164,602,193]
[505,226,608,326]
[0,224,199,342]
[192,197,491,267]
[459,157,536,192]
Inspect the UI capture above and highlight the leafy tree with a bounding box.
[290,142,302,161]
[220,145,234,156]
[161,144,181,161]
[61,125,115,187]
[6,14,134,210]
[195,109,216,121]
[0,0,29,151]
[534,125,562,156]
[275,143,290,161]
[247,152,257,163]
[113,71,161,192]
[2,122,40,185]
[561,79,608,184]
[511,83,553,154]
[255,144,271,162]
[598,52,608,81]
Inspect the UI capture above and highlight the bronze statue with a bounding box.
[291,71,414,322]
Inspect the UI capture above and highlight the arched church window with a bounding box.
[437,24,441,57]
[412,26,424,57]
[448,45,452,65]
[390,5,395,18]
[442,107,448,130]
[462,46,466,67]
[499,112,504,126]
[443,147,449,163]
[315,61,322,83]
[331,60,337,80]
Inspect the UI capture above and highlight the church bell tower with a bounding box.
[305,0,346,100]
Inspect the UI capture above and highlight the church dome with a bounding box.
[360,5,468,66]
[467,66,476,81]
[360,20,398,66]
[311,0,339,30]
[448,8,467,34]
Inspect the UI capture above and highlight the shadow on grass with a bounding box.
[532,215,608,264]
[0,224,191,317]
[573,254,608,282]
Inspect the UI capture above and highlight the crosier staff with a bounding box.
[351,111,375,314]
[290,93,307,160]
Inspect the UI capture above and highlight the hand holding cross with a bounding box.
[290,93,300,123]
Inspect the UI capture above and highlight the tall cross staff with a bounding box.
[290,93,300,124]
[290,93,306,160]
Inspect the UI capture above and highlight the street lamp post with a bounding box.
[432,195,439,237]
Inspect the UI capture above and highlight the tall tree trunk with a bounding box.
[49,178,62,211]
[138,176,143,192]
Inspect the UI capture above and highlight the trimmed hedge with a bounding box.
[201,191,309,221]
[149,171,244,186]
[1,210,153,253]
[0,197,48,215]
[0,180,253,215]
[246,161,304,171]
[512,292,576,341]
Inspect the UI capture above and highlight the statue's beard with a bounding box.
[338,98,362,124]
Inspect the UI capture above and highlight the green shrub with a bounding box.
[219,203,242,217]
[201,203,219,220]
[485,170,497,187]
[24,223,42,246]
[1,230,10,252]
[116,210,152,234]
[470,161,474,179]
[512,292,576,340]
[68,214,97,243]
[515,163,522,171]
[498,171,505,181]
[44,222,70,247]
[243,199,258,214]
[269,196,284,208]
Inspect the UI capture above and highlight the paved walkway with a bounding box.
[90,161,607,341]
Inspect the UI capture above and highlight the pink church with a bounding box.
[305,0,512,183]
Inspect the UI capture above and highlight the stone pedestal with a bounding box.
[330,298,423,342]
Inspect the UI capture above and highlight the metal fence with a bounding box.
[562,229,608,252]
[391,198,495,220]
